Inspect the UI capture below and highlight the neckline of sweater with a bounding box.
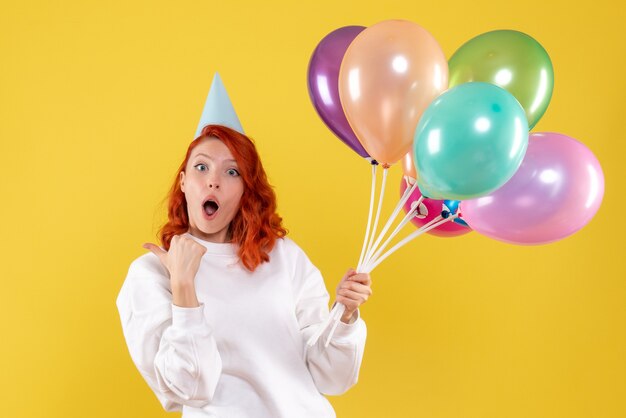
[184,231,238,256]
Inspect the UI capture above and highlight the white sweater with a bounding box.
[116,231,367,417]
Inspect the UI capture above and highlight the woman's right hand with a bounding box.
[142,235,207,307]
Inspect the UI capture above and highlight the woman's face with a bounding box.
[180,137,244,243]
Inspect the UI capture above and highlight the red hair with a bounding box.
[157,124,288,272]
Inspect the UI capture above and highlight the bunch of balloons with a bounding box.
[306,20,605,347]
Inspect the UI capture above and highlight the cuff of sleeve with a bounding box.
[331,308,364,342]
[171,302,206,328]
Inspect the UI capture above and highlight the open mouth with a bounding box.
[203,200,220,217]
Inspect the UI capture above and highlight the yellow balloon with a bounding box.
[338,19,448,166]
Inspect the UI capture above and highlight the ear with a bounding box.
[179,171,185,193]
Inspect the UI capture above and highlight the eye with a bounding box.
[194,163,207,172]
[227,168,240,177]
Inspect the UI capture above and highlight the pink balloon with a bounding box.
[400,178,471,238]
[461,132,604,245]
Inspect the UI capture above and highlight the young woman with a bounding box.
[116,124,372,417]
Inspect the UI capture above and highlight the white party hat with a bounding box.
[195,72,244,138]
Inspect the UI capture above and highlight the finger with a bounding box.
[340,281,372,296]
[341,281,372,293]
[343,268,357,278]
[347,273,372,286]
[337,288,369,303]
[335,296,359,311]
[143,242,167,262]
[177,236,207,255]
[194,241,208,254]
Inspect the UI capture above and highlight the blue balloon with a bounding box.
[443,200,461,215]
[454,218,470,227]
[441,199,470,228]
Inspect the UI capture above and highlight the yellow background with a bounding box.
[1,0,624,417]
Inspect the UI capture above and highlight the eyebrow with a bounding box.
[193,153,237,163]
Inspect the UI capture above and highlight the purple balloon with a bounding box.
[460,132,604,245]
[307,26,370,159]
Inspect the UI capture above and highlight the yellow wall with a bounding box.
[1,0,624,417]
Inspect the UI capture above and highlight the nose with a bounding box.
[207,177,220,189]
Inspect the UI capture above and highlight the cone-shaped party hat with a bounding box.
[195,72,244,138]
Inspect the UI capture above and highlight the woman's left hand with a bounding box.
[335,268,372,323]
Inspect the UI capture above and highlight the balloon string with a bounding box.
[362,179,420,268]
[324,175,418,348]
[357,164,378,272]
[364,215,456,273]
[324,305,344,347]
[306,300,347,348]
[365,194,424,271]
[361,167,388,271]
[318,210,450,349]
[308,171,430,348]
[364,215,448,273]
[306,302,339,347]
[309,163,378,349]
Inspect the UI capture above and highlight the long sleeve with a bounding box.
[116,255,223,411]
[293,246,367,396]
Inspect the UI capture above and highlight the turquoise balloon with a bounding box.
[414,82,529,200]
